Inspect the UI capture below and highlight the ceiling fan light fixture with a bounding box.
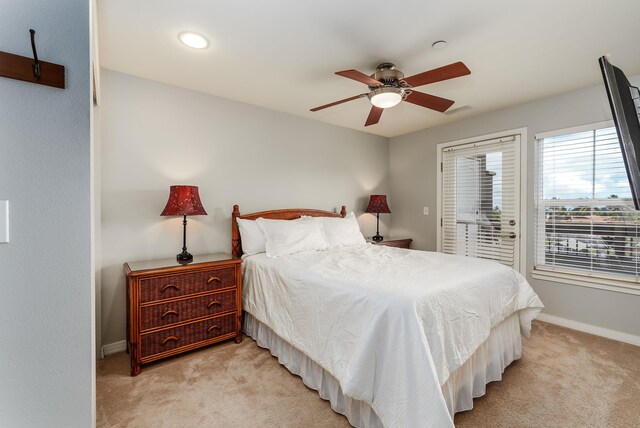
[369,87,403,108]
[178,31,210,49]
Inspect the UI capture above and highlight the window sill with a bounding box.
[531,269,640,296]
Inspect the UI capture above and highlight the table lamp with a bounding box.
[161,185,207,263]
[365,194,391,242]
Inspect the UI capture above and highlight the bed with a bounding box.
[231,205,543,428]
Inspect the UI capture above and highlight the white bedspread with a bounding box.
[242,245,543,428]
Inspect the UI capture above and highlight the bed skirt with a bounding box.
[243,312,522,427]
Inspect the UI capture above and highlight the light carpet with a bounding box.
[97,321,640,427]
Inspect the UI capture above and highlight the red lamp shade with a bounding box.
[161,185,207,216]
[365,195,391,214]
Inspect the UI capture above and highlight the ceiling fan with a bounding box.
[310,61,471,126]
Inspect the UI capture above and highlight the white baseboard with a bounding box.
[536,313,640,347]
[102,340,127,356]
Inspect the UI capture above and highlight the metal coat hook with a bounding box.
[29,29,41,80]
[0,28,64,88]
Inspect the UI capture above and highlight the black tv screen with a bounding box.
[599,56,640,210]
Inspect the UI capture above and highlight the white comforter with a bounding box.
[242,245,543,428]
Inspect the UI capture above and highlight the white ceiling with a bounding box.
[98,0,640,138]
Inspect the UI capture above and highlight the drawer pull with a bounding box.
[207,300,222,309]
[207,325,221,333]
[161,336,179,346]
[161,284,180,293]
[206,276,221,285]
[161,309,178,319]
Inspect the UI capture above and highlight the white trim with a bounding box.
[436,143,443,252]
[536,312,640,346]
[437,127,528,275]
[531,268,640,296]
[518,129,528,274]
[436,128,527,150]
[534,120,614,140]
[90,1,98,424]
[102,340,127,356]
[441,135,515,152]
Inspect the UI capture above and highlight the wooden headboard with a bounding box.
[231,204,347,258]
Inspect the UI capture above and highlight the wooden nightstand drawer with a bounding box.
[140,313,236,359]
[139,267,236,303]
[373,238,413,249]
[140,289,237,331]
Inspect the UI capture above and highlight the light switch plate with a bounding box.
[0,200,8,243]
[423,207,429,216]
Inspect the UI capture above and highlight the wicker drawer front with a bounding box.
[140,290,237,331]
[140,267,235,303]
[141,313,236,358]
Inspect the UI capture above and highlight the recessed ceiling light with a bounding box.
[178,31,209,49]
[432,40,447,50]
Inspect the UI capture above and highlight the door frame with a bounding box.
[436,127,528,275]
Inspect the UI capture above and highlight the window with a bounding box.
[534,123,640,285]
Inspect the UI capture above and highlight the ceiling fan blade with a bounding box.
[335,69,381,87]
[403,62,471,88]
[365,106,383,126]
[404,91,455,112]
[310,93,368,112]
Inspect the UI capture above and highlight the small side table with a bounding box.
[124,253,242,376]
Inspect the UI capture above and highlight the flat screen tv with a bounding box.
[599,56,640,209]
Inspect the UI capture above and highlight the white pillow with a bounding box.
[314,212,366,248]
[237,218,266,255]
[256,217,328,258]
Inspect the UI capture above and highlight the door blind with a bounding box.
[534,126,640,282]
[441,136,518,268]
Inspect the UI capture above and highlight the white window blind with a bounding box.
[442,136,519,268]
[534,126,640,283]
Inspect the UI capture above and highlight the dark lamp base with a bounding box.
[372,234,383,243]
[176,251,193,263]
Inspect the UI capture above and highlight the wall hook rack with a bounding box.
[0,29,65,89]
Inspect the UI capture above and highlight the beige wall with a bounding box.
[100,69,390,346]
[390,76,640,337]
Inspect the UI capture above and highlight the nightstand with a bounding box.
[124,253,242,376]
[370,238,413,249]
